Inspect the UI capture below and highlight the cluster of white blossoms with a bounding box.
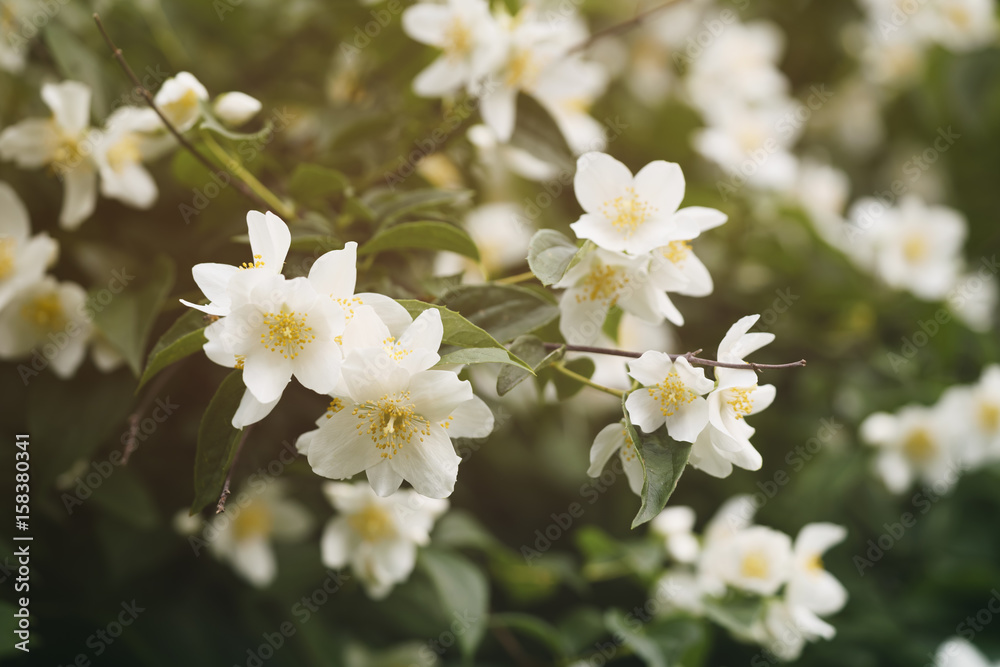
[0,73,261,228]
[860,365,1000,494]
[183,211,494,499]
[179,479,448,597]
[855,0,998,86]
[932,637,1000,667]
[556,151,727,344]
[0,181,123,378]
[650,497,848,661]
[402,0,609,154]
[589,314,777,484]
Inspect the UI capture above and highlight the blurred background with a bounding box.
[1,0,999,665]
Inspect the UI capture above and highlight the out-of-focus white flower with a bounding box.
[154,71,209,132]
[0,182,58,311]
[0,81,98,229]
[0,276,90,377]
[702,525,792,595]
[467,123,561,184]
[0,0,31,73]
[587,420,644,496]
[932,637,999,667]
[625,353,714,442]
[919,0,998,52]
[402,0,504,97]
[300,310,493,499]
[570,152,725,256]
[556,248,682,344]
[949,271,998,333]
[937,367,1000,466]
[532,57,609,154]
[651,506,700,563]
[433,202,533,283]
[649,214,726,299]
[686,21,788,111]
[95,107,174,210]
[205,481,313,587]
[212,92,262,127]
[785,523,848,635]
[860,403,961,493]
[321,481,447,599]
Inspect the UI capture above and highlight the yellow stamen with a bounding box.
[240,254,265,270]
[978,402,999,433]
[662,240,692,265]
[600,186,657,238]
[0,237,17,279]
[443,17,472,60]
[347,503,395,542]
[741,552,769,579]
[727,387,754,419]
[259,309,315,359]
[576,264,629,304]
[232,501,273,541]
[647,371,696,417]
[21,292,66,331]
[902,428,935,463]
[903,235,928,263]
[106,134,141,172]
[352,391,431,460]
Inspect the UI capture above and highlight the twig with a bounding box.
[216,427,252,514]
[121,365,179,463]
[493,270,536,285]
[92,13,273,213]
[570,0,684,53]
[544,342,807,372]
[551,361,625,398]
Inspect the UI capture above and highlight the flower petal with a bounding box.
[247,210,292,271]
[308,409,384,479]
[367,460,405,497]
[588,422,624,477]
[389,426,460,498]
[633,160,685,217]
[443,396,494,439]
[309,241,357,298]
[573,152,633,216]
[59,165,97,229]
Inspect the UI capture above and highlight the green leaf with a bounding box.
[287,163,350,205]
[365,188,473,224]
[91,255,175,377]
[604,610,709,667]
[490,613,568,659]
[90,467,159,529]
[497,335,563,396]
[549,357,595,400]
[396,300,530,371]
[418,548,489,660]
[438,284,559,343]
[437,347,531,370]
[702,595,766,638]
[137,310,208,392]
[622,393,693,529]
[604,608,668,667]
[358,221,480,260]
[190,371,246,515]
[527,229,580,286]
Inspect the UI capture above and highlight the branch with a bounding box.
[92,13,274,214]
[121,365,178,463]
[543,342,807,372]
[570,0,685,53]
[216,427,252,514]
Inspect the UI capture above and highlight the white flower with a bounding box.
[402,0,504,97]
[0,181,58,311]
[970,366,1000,461]
[587,421,644,496]
[949,271,997,333]
[703,525,792,596]
[321,481,448,599]
[919,0,998,52]
[0,0,30,73]
[651,506,700,564]
[933,637,999,667]
[0,276,91,378]
[153,71,209,132]
[205,481,313,587]
[868,195,967,301]
[301,311,494,498]
[786,523,848,629]
[569,152,726,255]
[860,403,960,494]
[556,248,682,345]
[686,21,788,111]
[648,215,727,299]
[0,81,98,228]
[212,92,262,127]
[203,274,345,404]
[689,315,776,477]
[532,56,609,154]
[94,106,173,210]
[625,353,714,442]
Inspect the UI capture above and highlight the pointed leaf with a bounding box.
[190,371,246,514]
[359,221,480,260]
[418,548,489,660]
[137,310,208,392]
[527,229,580,286]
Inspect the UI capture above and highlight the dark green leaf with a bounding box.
[549,357,596,400]
[137,310,208,392]
[91,255,175,377]
[438,284,559,343]
[359,221,480,260]
[365,188,473,224]
[190,371,246,514]
[418,548,489,660]
[509,94,575,174]
[497,335,563,396]
[490,613,568,659]
[527,229,580,286]
[287,163,351,205]
[90,467,159,529]
[437,347,530,370]
[622,393,693,529]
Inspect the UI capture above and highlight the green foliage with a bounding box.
[527,229,581,286]
[190,370,246,514]
[137,309,208,391]
[359,221,480,260]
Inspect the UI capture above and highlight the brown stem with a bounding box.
[92,13,274,213]
[570,0,685,53]
[121,365,178,463]
[216,427,251,514]
[543,342,807,372]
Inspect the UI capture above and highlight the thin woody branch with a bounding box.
[216,427,251,514]
[571,0,685,53]
[92,13,274,214]
[541,342,807,372]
